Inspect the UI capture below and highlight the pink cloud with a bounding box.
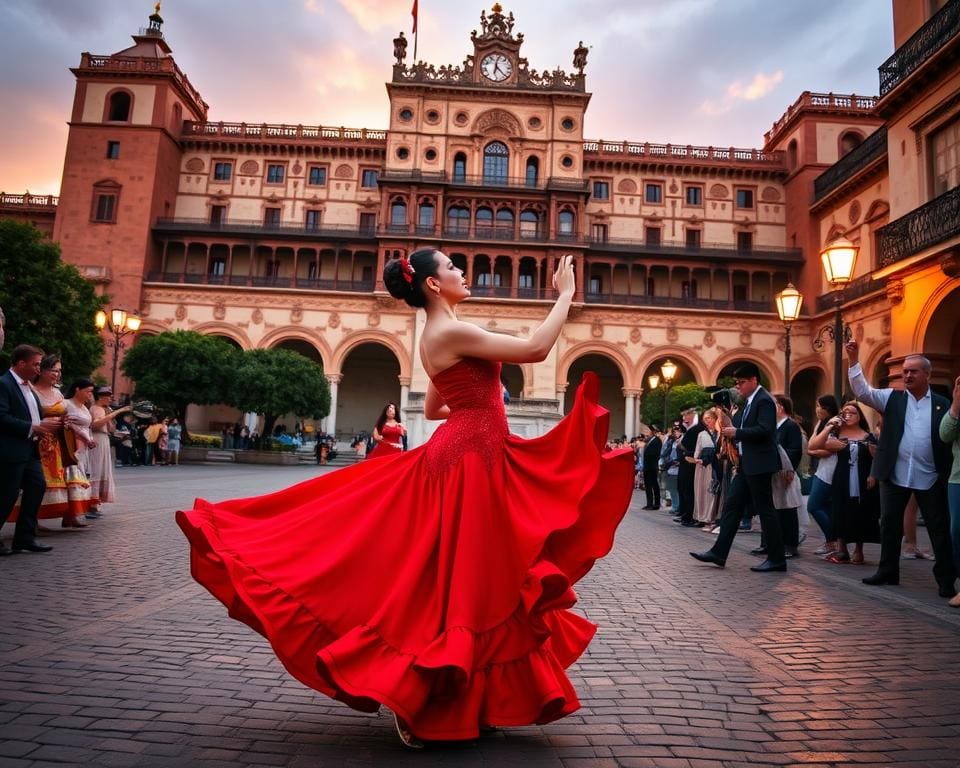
[699,70,784,116]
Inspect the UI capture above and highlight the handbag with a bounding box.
[699,446,717,466]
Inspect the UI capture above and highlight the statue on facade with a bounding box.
[393,31,408,65]
[573,41,589,74]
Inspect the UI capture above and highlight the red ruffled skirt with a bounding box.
[176,372,634,740]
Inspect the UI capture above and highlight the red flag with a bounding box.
[411,0,418,33]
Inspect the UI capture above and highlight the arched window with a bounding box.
[390,200,407,227]
[447,206,470,233]
[453,152,467,182]
[418,201,435,230]
[787,139,798,171]
[495,208,514,239]
[520,209,540,239]
[108,91,132,122]
[476,206,494,235]
[558,209,575,237]
[483,141,509,185]
[525,156,539,187]
[839,131,863,157]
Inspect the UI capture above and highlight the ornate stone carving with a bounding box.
[940,251,960,279]
[849,199,861,225]
[669,180,678,194]
[213,299,226,320]
[666,321,679,343]
[591,319,603,338]
[703,330,715,348]
[761,186,781,202]
[573,40,588,74]
[174,304,187,321]
[617,178,637,194]
[710,184,729,198]
[368,310,381,327]
[392,31,408,64]
[472,109,522,137]
[185,157,204,172]
[328,311,340,329]
[739,328,752,347]
[292,162,303,176]
[140,302,151,317]
[881,316,891,335]
[335,164,354,179]
[251,308,263,325]
[239,160,259,175]
[290,302,303,324]
[629,326,642,344]
[775,335,786,352]
[886,279,904,305]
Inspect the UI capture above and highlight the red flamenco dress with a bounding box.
[176,358,634,740]
[366,422,404,459]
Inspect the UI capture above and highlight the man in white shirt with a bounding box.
[846,340,955,598]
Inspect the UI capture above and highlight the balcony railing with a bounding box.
[80,53,206,111]
[815,274,886,313]
[582,140,784,168]
[588,237,804,264]
[378,169,589,192]
[154,217,378,239]
[764,91,878,145]
[0,192,59,209]
[182,121,387,143]
[584,293,771,312]
[812,127,887,202]
[876,185,960,267]
[146,272,375,292]
[879,0,960,96]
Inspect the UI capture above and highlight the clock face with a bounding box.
[480,53,512,82]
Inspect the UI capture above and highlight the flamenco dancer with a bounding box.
[366,402,406,459]
[176,250,635,748]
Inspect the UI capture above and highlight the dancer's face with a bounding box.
[428,252,469,303]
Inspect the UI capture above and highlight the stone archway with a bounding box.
[338,342,402,438]
[564,353,625,440]
[501,363,523,402]
[920,284,960,394]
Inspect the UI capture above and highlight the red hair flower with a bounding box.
[399,256,415,284]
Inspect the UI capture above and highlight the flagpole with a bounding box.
[412,0,419,61]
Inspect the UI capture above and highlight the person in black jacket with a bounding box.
[691,362,785,571]
[642,426,663,509]
[675,408,706,526]
[1,345,60,555]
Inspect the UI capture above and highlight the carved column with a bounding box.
[511,255,520,298]
[574,255,585,303]
[556,383,568,415]
[622,388,638,438]
[399,376,411,413]
[292,248,299,286]
[226,243,234,281]
[375,246,387,291]
[465,251,474,290]
[161,240,169,275]
[324,374,341,436]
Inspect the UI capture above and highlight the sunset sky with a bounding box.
[1,0,893,195]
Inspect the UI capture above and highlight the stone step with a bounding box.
[205,449,236,462]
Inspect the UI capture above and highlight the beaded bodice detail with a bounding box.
[425,357,508,473]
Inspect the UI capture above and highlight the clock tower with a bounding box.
[471,4,522,86]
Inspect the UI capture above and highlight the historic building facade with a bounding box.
[4,1,959,440]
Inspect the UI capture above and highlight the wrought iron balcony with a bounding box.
[813,127,887,202]
[879,0,960,96]
[814,274,886,313]
[583,293,771,312]
[876,185,960,267]
[145,271,375,293]
[378,169,589,193]
[588,237,804,265]
[153,217,378,240]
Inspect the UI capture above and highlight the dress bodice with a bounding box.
[379,423,404,447]
[426,358,508,472]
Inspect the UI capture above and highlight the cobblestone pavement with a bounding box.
[2,464,959,767]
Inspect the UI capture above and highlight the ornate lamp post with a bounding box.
[95,308,141,393]
[813,237,858,402]
[775,283,803,397]
[647,358,678,428]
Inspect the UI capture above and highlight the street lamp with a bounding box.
[95,307,141,393]
[647,358,678,428]
[812,237,858,402]
[775,283,803,397]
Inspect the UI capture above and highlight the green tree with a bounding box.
[121,331,240,435]
[231,348,330,438]
[640,382,713,429]
[0,220,105,378]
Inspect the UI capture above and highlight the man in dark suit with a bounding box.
[846,341,956,598]
[675,408,706,526]
[642,425,663,509]
[1,344,59,555]
[691,362,785,571]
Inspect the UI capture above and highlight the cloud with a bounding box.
[698,70,784,116]
[336,0,409,33]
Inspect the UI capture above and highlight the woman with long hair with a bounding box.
[61,378,97,525]
[176,250,634,748]
[366,402,405,459]
[807,394,840,555]
[690,408,720,528]
[808,401,879,564]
